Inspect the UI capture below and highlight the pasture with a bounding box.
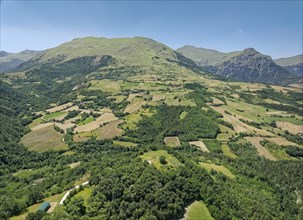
[183,201,214,220]
[140,150,182,170]
[189,141,210,153]
[21,125,67,152]
[199,162,236,179]
[164,136,181,147]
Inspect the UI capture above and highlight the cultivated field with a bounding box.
[276,121,303,135]
[21,125,67,152]
[245,137,277,161]
[164,136,181,147]
[199,162,236,179]
[46,102,73,113]
[189,141,210,153]
[74,113,118,132]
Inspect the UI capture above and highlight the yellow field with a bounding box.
[164,136,181,147]
[21,125,67,152]
[199,162,236,179]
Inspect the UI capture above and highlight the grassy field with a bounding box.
[122,108,155,130]
[113,140,138,147]
[77,116,94,126]
[180,111,188,120]
[11,191,67,220]
[184,201,214,220]
[74,187,92,206]
[28,118,43,129]
[140,150,182,170]
[89,79,121,94]
[21,125,67,152]
[221,144,238,159]
[42,111,67,121]
[245,137,277,161]
[199,162,236,179]
[189,141,210,153]
[164,136,181,147]
[74,120,124,142]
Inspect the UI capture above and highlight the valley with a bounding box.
[0,37,302,220]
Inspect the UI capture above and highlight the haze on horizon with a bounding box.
[0,1,302,59]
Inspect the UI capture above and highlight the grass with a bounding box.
[74,187,92,207]
[113,140,137,147]
[122,108,155,130]
[140,150,182,171]
[89,79,121,94]
[42,111,67,121]
[199,162,236,179]
[21,125,67,152]
[185,201,214,220]
[11,191,67,220]
[77,116,94,126]
[180,111,188,120]
[221,144,238,159]
[74,120,124,142]
[164,136,181,147]
[28,118,42,129]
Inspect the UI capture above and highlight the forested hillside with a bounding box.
[0,37,302,220]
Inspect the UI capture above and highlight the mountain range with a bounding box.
[1,37,302,85]
[177,45,301,85]
[0,50,41,72]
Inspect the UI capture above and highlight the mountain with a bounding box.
[274,55,303,77]
[0,50,42,72]
[176,45,241,66]
[177,46,297,85]
[214,48,297,84]
[15,37,197,75]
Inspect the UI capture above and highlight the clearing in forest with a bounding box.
[46,102,73,113]
[189,141,209,153]
[140,150,182,170]
[89,80,121,94]
[152,95,166,102]
[68,161,81,169]
[276,121,303,135]
[21,125,67,152]
[74,120,124,142]
[127,93,143,101]
[74,113,118,132]
[266,137,298,147]
[113,140,138,147]
[164,136,181,147]
[182,201,214,220]
[199,162,236,179]
[124,99,147,114]
[221,144,238,159]
[211,105,274,136]
[245,137,277,161]
[42,111,68,121]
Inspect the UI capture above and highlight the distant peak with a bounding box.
[242,48,260,55]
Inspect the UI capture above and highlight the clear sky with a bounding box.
[1,0,302,58]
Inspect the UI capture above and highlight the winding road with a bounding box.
[59,181,89,205]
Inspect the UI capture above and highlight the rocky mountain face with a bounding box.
[214,48,297,84]
[177,45,298,85]
[0,50,42,72]
[274,55,303,77]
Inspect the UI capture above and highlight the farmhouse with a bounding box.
[38,201,50,212]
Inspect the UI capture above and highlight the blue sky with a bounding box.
[1,1,302,58]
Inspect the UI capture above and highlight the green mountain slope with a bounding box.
[274,55,303,77]
[274,54,303,66]
[0,50,41,72]
[176,45,241,66]
[16,37,196,73]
